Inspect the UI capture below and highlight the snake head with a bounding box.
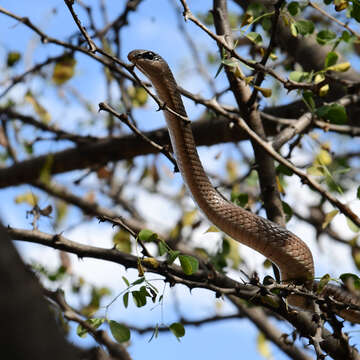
[127,50,167,78]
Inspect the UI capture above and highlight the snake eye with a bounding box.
[138,51,159,61]
[143,51,154,60]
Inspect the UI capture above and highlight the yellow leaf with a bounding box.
[314,74,329,97]
[314,73,325,83]
[25,91,51,124]
[257,332,272,359]
[233,65,245,79]
[281,14,289,26]
[226,159,238,182]
[309,132,319,140]
[327,62,350,72]
[137,258,144,276]
[39,155,54,184]
[276,176,285,195]
[204,225,219,233]
[244,76,254,85]
[318,84,329,97]
[269,52,277,61]
[253,85,272,97]
[113,230,131,253]
[307,165,325,176]
[227,237,242,269]
[351,244,360,270]
[182,209,197,226]
[215,299,223,311]
[169,223,181,239]
[315,149,332,166]
[263,259,272,269]
[321,142,331,151]
[194,247,209,259]
[55,200,68,225]
[290,22,298,37]
[335,0,348,11]
[142,257,160,268]
[314,74,330,96]
[322,209,339,229]
[241,13,253,27]
[127,86,148,107]
[15,191,38,206]
[52,55,76,85]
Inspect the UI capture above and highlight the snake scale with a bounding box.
[128,49,360,323]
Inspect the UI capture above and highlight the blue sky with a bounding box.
[1,1,360,359]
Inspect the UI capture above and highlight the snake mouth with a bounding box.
[127,49,141,63]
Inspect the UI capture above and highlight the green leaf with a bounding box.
[340,273,360,289]
[247,2,266,17]
[231,192,249,207]
[341,31,352,42]
[167,250,180,264]
[324,51,338,68]
[169,322,185,339]
[357,186,360,200]
[132,290,147,307]
[158,240,168,256]
[347,217,360,233]
[7,51,21,67]
[295,20,314,35]
[261,17,272,31]
[288,2,301,16]
[351,1,360,22]
[76,318,104,338]
[123,292,129,308]
[317,273,330,294]
[316,30,336,45]
[222,238,231,255]
[282,201,293,222]
[289,70,310,82]
[214,63,224,79]
[222,58,238,68]
[276,163,293,176]
[138,229,158,242]
[122,276,130,287]
[179,255,199,275]
[302,90,315,110]
[316,104,347,124]
[132,277,145,286]
[246,32,263,45]
[109,320,130,343]
[140,285,151,298]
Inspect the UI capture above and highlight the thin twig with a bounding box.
[98,102,178,170]
[64,0,97,52]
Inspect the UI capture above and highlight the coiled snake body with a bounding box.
[128,49,360,323]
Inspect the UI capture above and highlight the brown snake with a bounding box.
[128,49,360,323]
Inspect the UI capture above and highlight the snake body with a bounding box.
[128,49,360,322]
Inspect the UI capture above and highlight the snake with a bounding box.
[128,49,360,323]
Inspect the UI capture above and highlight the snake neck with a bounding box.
[153,77,314,285]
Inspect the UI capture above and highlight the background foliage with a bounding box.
[1,0,360,359]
